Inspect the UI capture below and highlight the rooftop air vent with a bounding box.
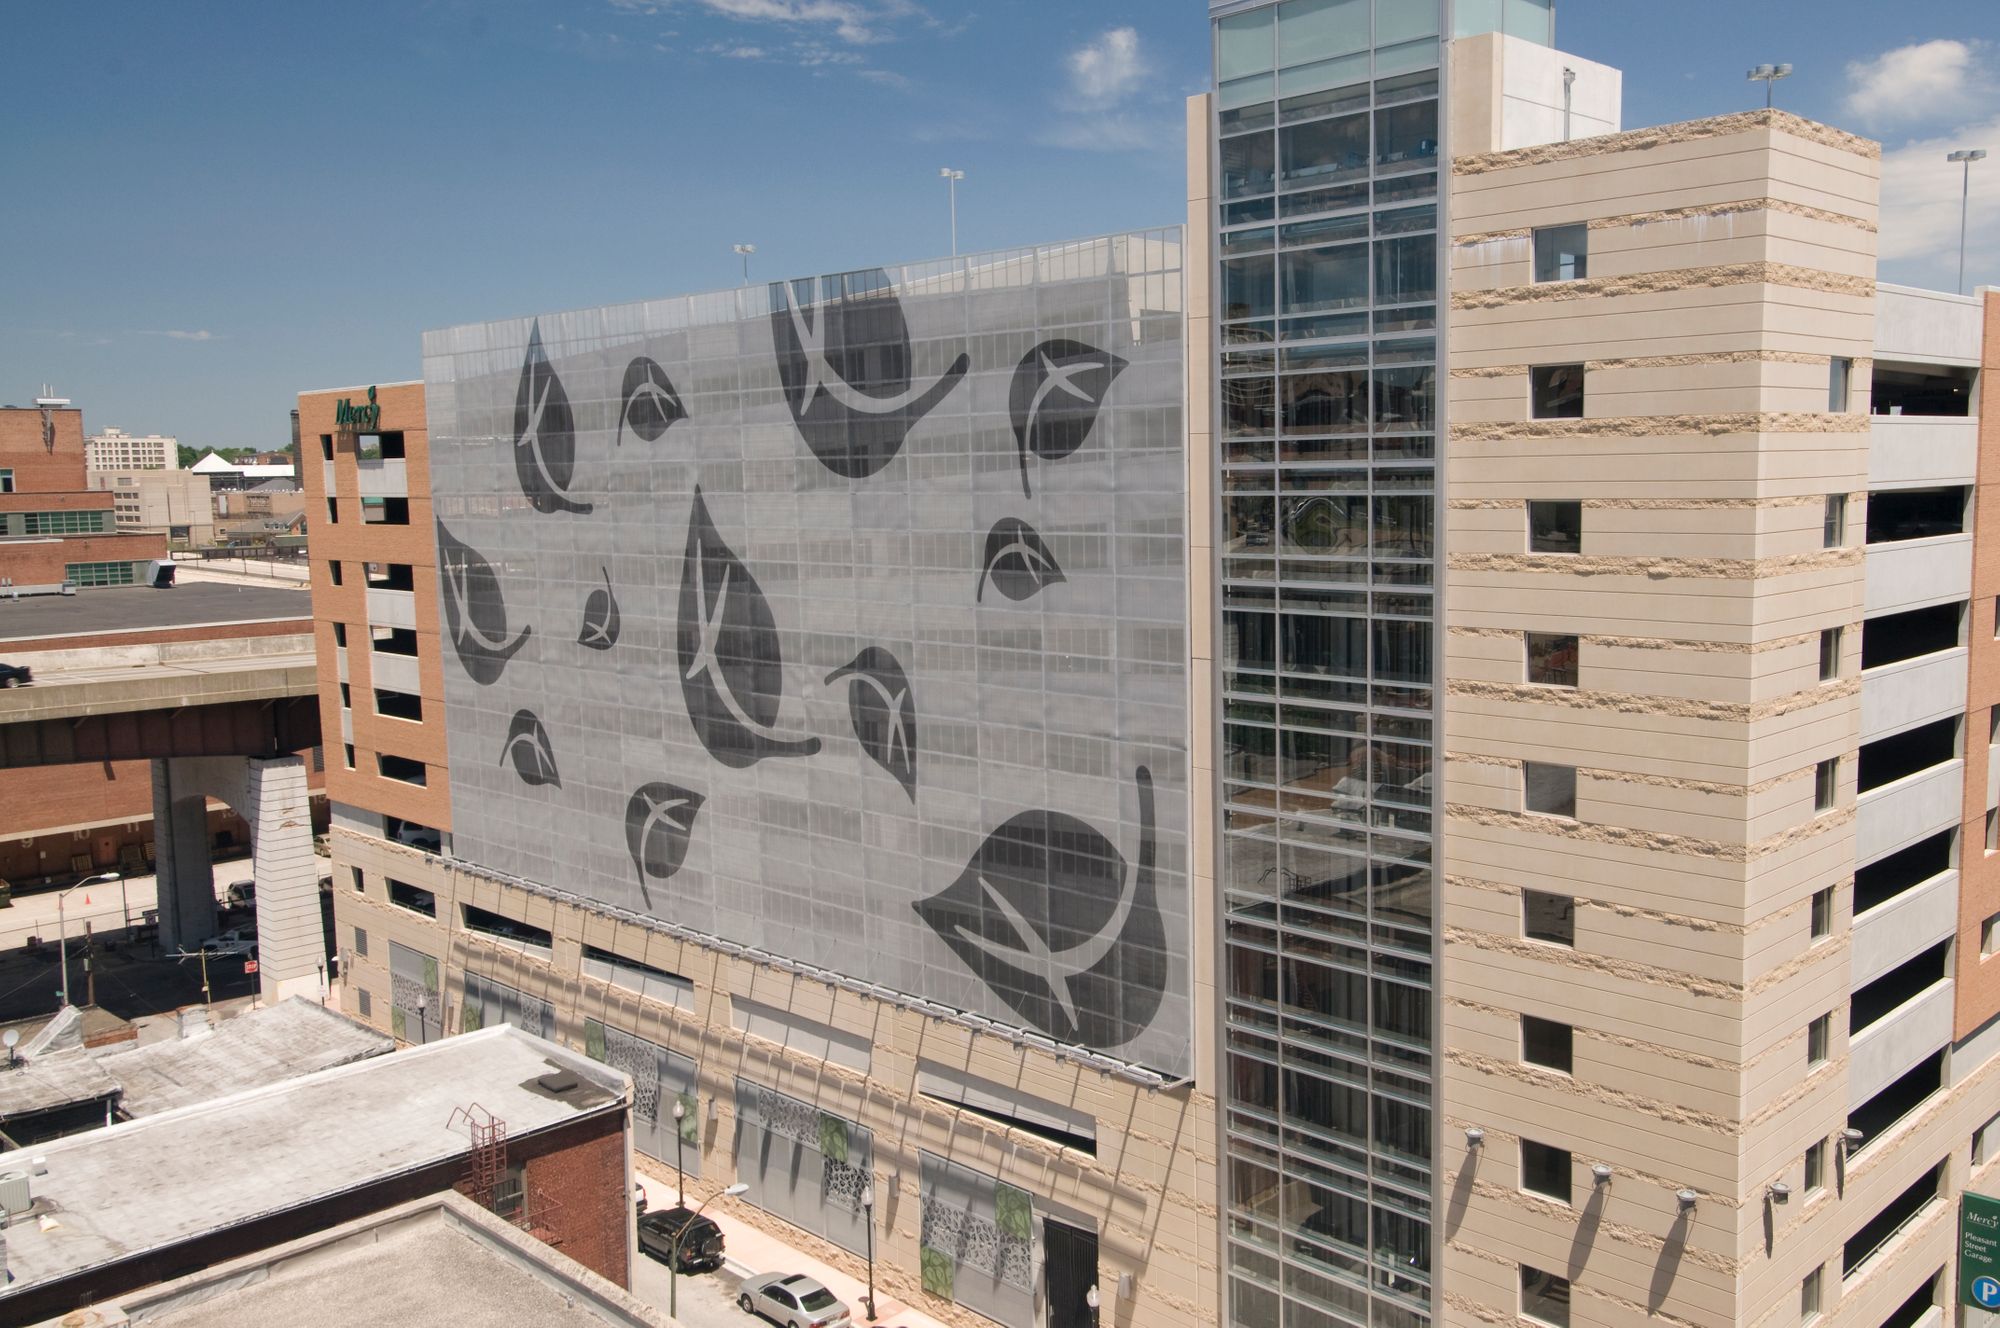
[536,1071,578,1095]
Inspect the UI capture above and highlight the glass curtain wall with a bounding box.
[1213,2,1441,1326]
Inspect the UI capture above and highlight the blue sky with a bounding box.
[4,1,1996,448]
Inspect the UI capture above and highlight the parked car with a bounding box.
[224,879,255,908]
[633,1183,648,1217]
[738,1273,850,1328]
[0,663,31,688]
[637,1203,725,1272]
[197,927,256,958]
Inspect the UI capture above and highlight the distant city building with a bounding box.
[83,426,179,472]
[86,467,214,546]
[0,404,166,592]
[189,451,297,492]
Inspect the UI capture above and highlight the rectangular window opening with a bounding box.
[1532,224,1588,283]
[1523,890,1575,946]
[1524,762,1577,819]
[1530,364,1585,419]
[1520,1139,1572,1204]
[388,879,437,917]
[1525,632,1579,687]
[1527,500,1581,553]
[1522,1015,1574,1073]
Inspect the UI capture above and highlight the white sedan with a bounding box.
[737,1273,850,1328]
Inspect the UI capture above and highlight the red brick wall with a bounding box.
[1961,288,2000,1039]
[0,408,168,584]
[0,407,89,493]
[0,532,167,587]
[0,491,115,513]
[517,1106,631,1288]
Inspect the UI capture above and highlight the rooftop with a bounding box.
[75,1193,673,1328]
[0,582,309,643]
[92,997,392,1117]
[0,1026,629,1305]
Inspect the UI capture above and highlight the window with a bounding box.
[1523,1015,1574,1073]
[333,623,348,648]
[1814,759,1837,812]
[1524,890,1575,945]
[350,867,364,894]
[342,743,356,770]
[361,497,411,525]
[65,561,137,587]
[25,510,110,534]
[1533,224,1588,282]
[1807,1013,1830,1067]
[377,753,427,787]
[461,903,553,954]
[1527,500,1581,552]
[1823,494,1846,547]
[328,561,343,587]
[1988,809,1997,854]
[1804,1139,1826,1193]
[1867,486,1966,542]
[1873,363,1975,416]
[358,988,372,1018]
[1521,1139,1572,1203]
[356,432,406,461]
[1860,602,1961,670]
[1526,633,1579,687]
[1524,762,1577,819]
[1828,357,1852,413]
[1857,830,1953,913]
[1530,364,1585,419]
[1858,716,1959,794]
[338,682,352,710]
[1811,886,1834,940]
[319,433,334,461]
[388,879,437,917]
[326,498,338,525]
[1819,627,1841,682]
[375,689,423,722]
[493,1163,526,1221]
[1977,1110,2000,1164]
[0,469,12,494]
[352,926,368,958]
[1801,1266,1822,1322]
[1521,1265,1570,1328]
[364,562,415,591]
[1984,913,2000,957]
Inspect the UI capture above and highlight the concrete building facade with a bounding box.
[88,466,215,546]
[84,427,180,472]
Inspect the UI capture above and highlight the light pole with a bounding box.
[1746,63,1793,110]
[671,1097,687,1201]
[860,1182,877,1320]
[1086,1283,1101,1328]
[939,168,965,256]
[57,873,120,1007]
[670,1182,748,1321]
[733,243,757,286]
[1948,149,1987,295]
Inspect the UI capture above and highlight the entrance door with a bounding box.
[1044,1218,1099,1328]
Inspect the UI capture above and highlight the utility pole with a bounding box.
[1948,149,1987,294]
[939,168,965,256]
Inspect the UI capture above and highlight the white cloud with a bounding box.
[1876,112,2000,289]
[1845,39,1982,126]
[138,329,220,342]
[1066,26,1145,108]
[611,0,920,45]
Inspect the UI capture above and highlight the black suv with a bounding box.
[637,1203,725,1272]
[0,663,30,689]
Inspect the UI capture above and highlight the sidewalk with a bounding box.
[634,1167,952,1328]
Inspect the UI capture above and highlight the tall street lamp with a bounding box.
[1746,63,1793,109]
[1948,149,1987,295]
[939,168,965,256]
[58,873,121,1007]
[670,1182,748,1321]
[671,1097,687,1201]
[860,1182,877,1320]
[733,243,757,286]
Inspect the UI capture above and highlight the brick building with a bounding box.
[1,401,166,592]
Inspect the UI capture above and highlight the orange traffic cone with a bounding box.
[83,894,91,906]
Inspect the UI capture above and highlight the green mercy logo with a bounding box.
[334,385,381,430]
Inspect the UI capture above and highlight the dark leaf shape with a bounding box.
[976,517,1066,604]
[1008,339,1127,498]
[617,355,687,446]
[512,320,592,515]
[500,709,561,788]
[826,646,917,800]
[624,781,705,906]
[769,271,969,479]
[579,567,620,651]
[675,488,822,769]
[913,767,1164,1046]
[437,518,531,685]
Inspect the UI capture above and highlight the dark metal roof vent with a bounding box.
[536,1071,578,1095]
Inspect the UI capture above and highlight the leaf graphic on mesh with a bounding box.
[1007,339,1127,498]
[436,518,531,685]
[624,782,705,905]
[769,270,969,479]
[579,567,620,651]
[975,517,1066,604]
[675,488,821,769]
[913,767,1163,1046]
[500,709,562,788]
[826,646,917,800]
[617,355,687,447]
[512,320,592,515]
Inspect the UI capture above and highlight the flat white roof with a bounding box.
[0,1026,628,1303]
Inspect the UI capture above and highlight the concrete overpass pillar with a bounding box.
[150,758,218,953]
[243,755,327,1003]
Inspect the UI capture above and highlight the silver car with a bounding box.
[737,1273,850,1328]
